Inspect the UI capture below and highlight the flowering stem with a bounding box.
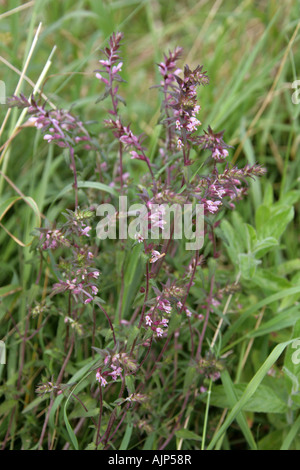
[179,250,199,315]
[102,402,130,447]
[201,378,213,450]
[210,271,241,351]
[102,374,126,447]
[38,334,75,449]
[159,390,191,450]
[95,384,103,447]
[141,151,157,193]
[119,141,124,191]
[136,335,153,371]
[69,146,78,210]
[92,306,96,359]
[196,274,215,361]
[96,301,116,346]
[129,262,150,358]
[138,262,150,329]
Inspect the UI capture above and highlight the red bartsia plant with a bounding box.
[6,32,266,450]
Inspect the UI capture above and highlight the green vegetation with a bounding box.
[0,0,300,451]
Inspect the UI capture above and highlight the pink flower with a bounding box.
[96,370,107,387]
[205,200,222,214]
[130,150,146,161]
[157,299,172,314]
[81,226,91,237]
[90,271,100,279]
[91,285,98,295]
[108,365,123,381]
[112,62,123,74]
[177,138,183,150]
[135,233,144,243]
[212,148,228,160]
[44,134,54,143]
[187,117,201,132]
[150,250,165,264]
[156,327,164,337]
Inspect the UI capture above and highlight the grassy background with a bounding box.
[1,0,300,450]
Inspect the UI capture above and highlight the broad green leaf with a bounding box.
[118,244,144,319]
[222,286,300,346]
[256,204,294,241]
[250,269,291,292]
[248,305,300,338]
[263,182,274,206]
[283,319,300,407]
[221,371,257,449]
[238,253,260,280]
[255,205,271,236]
[253,237,278,258]
[207,339,297,450]
[277,259,300,276]
[280,190,300,206]
[125,375,135,395]
[204,382,287,413]
[258,429,285,450]
[220,219,243,264]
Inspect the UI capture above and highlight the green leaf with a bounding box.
[281,414,300,450]
[207,339,297,450]
[118,244,144,319]
[175,429,202,441]
[256,204,294,240]
[22,395,47,414]
[280,190,300,206]
[253,237,278,258]
[168,312,182,336]
[220,219,242,265]
[0,399,17,416]
[283,319,300,407]
[205,382,287,414]
[120,423,133,450]
[53,180,118,203]
[126,326,140,351]
[183,366,197,392]
[238,253,260,280]
[221,371,257,449]
[222,286,300,346]
[125,375,135,395]
[64,404,79,450]
[263,182,274,206]
[250,269,291,292]
[248,305,300,338]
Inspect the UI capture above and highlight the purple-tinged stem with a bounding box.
[196,274,215,361]
[96,301,116,346]
[69,146,78,210]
